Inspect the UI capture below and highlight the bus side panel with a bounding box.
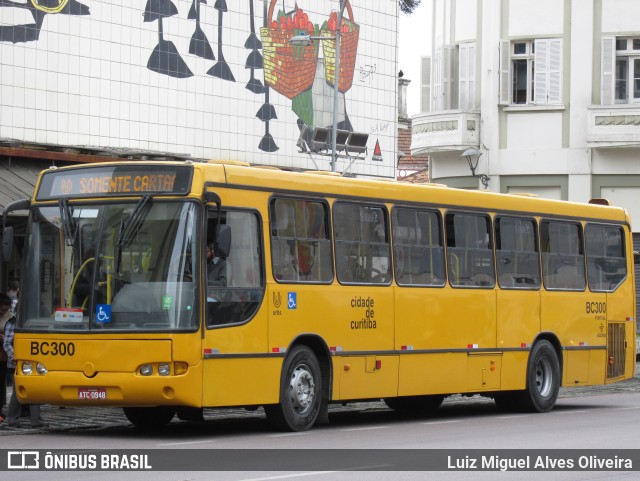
[268,284,396,401]
[397,353,468,395]
[395,287,496,396]
[541,290,603,386]
[564,350,590,385]
[499,352,528,390]
[335,355,399,400]
[496,289,540,390]
[202,358,281,406]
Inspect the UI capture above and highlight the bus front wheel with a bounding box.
[518,340,560,413]
[265,346,322,432]
[123,406,176,429]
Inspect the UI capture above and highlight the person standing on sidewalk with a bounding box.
[6,280,19,314]
[0,294,12,421]
[3,305,47,429]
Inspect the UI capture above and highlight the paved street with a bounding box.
[2,364,639,436]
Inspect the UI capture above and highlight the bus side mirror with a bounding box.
[2,226,13,262]
[215,224,231,258]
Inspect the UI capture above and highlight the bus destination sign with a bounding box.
[36,165,193,200]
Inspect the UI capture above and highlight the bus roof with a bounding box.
[205,162,630,224]
[34,161,630,224]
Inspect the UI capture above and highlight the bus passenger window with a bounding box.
[495,217,540,289]
[269,198,332,283]
[334,202,391,285]
[586,224,626,292]
[392,207,445,286]
[445,212,495,288]
[541,221,586,290]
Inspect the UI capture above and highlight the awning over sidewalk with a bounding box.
[0,158,43,214]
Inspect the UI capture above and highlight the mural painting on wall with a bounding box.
[0,0,89,43]
[0,0,362,157]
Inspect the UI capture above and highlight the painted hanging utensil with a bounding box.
[188,0,215,60]
[144,0,193,78]
[207,0,235,81]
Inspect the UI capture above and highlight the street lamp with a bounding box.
[290,0,346,172]
[462,148,490,189]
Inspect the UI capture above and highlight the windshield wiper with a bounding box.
[58,198,77,246]
[115,195,152,274]
[117,195,152,248]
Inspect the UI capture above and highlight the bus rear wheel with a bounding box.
[384,395,445,416]
[123,406,176,429]
[517,340,560,413]
[265,345,322,432]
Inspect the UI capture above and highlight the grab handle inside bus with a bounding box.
[2,198,30,261]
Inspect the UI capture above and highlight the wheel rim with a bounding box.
[535,357,553,397]
[288,363,315,415]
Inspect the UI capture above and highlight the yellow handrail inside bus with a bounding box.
[67,257,95,308]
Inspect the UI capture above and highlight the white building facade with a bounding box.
[0,0,398,178]
[412,0,640,235]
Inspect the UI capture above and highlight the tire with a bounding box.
[384,395,445,417]
[517,340,560,413]
[265,346,322,432]
[123,406,176,429]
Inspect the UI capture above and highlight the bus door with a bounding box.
[200,206,269,407]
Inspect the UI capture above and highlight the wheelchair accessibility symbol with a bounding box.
[96,304,112,323]
[287,292,297,310]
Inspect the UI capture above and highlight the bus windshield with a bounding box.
[20,200,199,332]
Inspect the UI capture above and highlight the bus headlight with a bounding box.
[36,363,48,375]
[22,362,33,375]
[140,364,153,376]
[158,363,171,376]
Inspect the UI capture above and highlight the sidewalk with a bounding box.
[1,368,639,436]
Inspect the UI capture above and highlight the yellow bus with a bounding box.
[3,160,635,431]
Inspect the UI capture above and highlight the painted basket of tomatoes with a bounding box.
[260,0,319,99]
[320,0,359,93]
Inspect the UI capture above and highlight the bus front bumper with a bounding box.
[13,368,203,407]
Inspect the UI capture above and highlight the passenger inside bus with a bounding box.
[206,240,227,287]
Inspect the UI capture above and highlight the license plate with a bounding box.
[78,387,107,400]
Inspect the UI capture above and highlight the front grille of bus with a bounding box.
[607,322,626,380]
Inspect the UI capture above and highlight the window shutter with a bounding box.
[459,43,469,110]
[534,38,563,105]
[421,56,432,112]
[534,39,549,104]
[443,45,454,110]
[601,36,615,105]
[433,48,443,111]
[468,43,476,109]
[499,40,510,105]
[458,43,476,110]
[548,38,563,104]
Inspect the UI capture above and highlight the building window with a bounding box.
[500,38,563,106]
[511,41,535,104]
[614,37,640,103]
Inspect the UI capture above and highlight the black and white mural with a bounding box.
[0,0,395,176]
